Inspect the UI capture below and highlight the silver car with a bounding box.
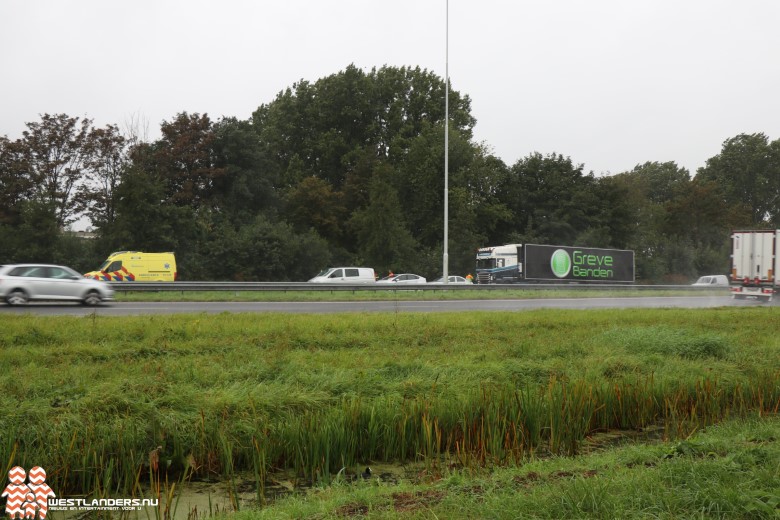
[376,273,427,284]
[429,276,473,285]
[0,264,114,306]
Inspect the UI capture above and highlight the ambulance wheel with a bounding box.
[82,290,103,306]
[6,290,28,306]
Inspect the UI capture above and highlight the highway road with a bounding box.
[0,295,767,316]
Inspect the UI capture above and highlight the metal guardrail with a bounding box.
[108,281,728,292]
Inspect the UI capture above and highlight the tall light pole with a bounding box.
[442,0,449,283]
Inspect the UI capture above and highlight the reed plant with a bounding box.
[233,415,779,519]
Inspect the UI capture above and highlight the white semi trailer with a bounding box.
[730,230,780,301]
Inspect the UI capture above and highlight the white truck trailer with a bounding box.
[730,230,780,301]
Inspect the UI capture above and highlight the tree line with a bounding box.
[2,64,779,282]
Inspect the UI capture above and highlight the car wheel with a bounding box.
[6,290,29,306]
[82,291,103,306]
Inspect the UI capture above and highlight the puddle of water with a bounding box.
[159,479,261,519]
[48,464,412,519]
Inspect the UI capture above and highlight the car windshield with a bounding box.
[378,275,396,281]
[315,268,334,277]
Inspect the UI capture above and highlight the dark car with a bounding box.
[0,264,114,306]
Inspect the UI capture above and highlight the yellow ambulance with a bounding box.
[84,252,177,282]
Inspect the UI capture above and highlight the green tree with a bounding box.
[202,216,331,281]
[628,161,691,204]
[457,151,511,247]
[663,178,746,275]
[341,147,383,214]
[373,65,475,161]
[252,64,475,189]
[285,176,346,243]
[253,81,317,189]
[447,185,484,275]
[155,112,225,208]
[349,167,417,273]
[80,124,127,231]
[211,117,280,223]
[572,175,635,249]
[107,165,196,254]
[607,162,694,281]
[250,64,480,273]
[15,114,96,228]
[395,125,474,249]
[697,133,780,225]
[0,136,33,226]
[443,148,512,274]
[498,153,596,245]
[0,114,113,266]
[11,200,60,262]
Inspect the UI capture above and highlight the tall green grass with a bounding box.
[239,416,780,519]
[0,308,777,501]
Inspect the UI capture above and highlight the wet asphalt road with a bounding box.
[0,295,769,316]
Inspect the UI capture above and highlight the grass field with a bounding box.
[113,287,727,302]
[0,307,777,518]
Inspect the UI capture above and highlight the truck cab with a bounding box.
[475,244,522,284]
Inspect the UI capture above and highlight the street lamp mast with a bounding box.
[443,0,449,283]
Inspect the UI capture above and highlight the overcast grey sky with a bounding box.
[2,0,779,176]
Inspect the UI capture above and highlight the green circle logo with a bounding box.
[550,249,571,278]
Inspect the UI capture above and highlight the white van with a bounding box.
[692,275,729,287]
[308,267,376,283]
